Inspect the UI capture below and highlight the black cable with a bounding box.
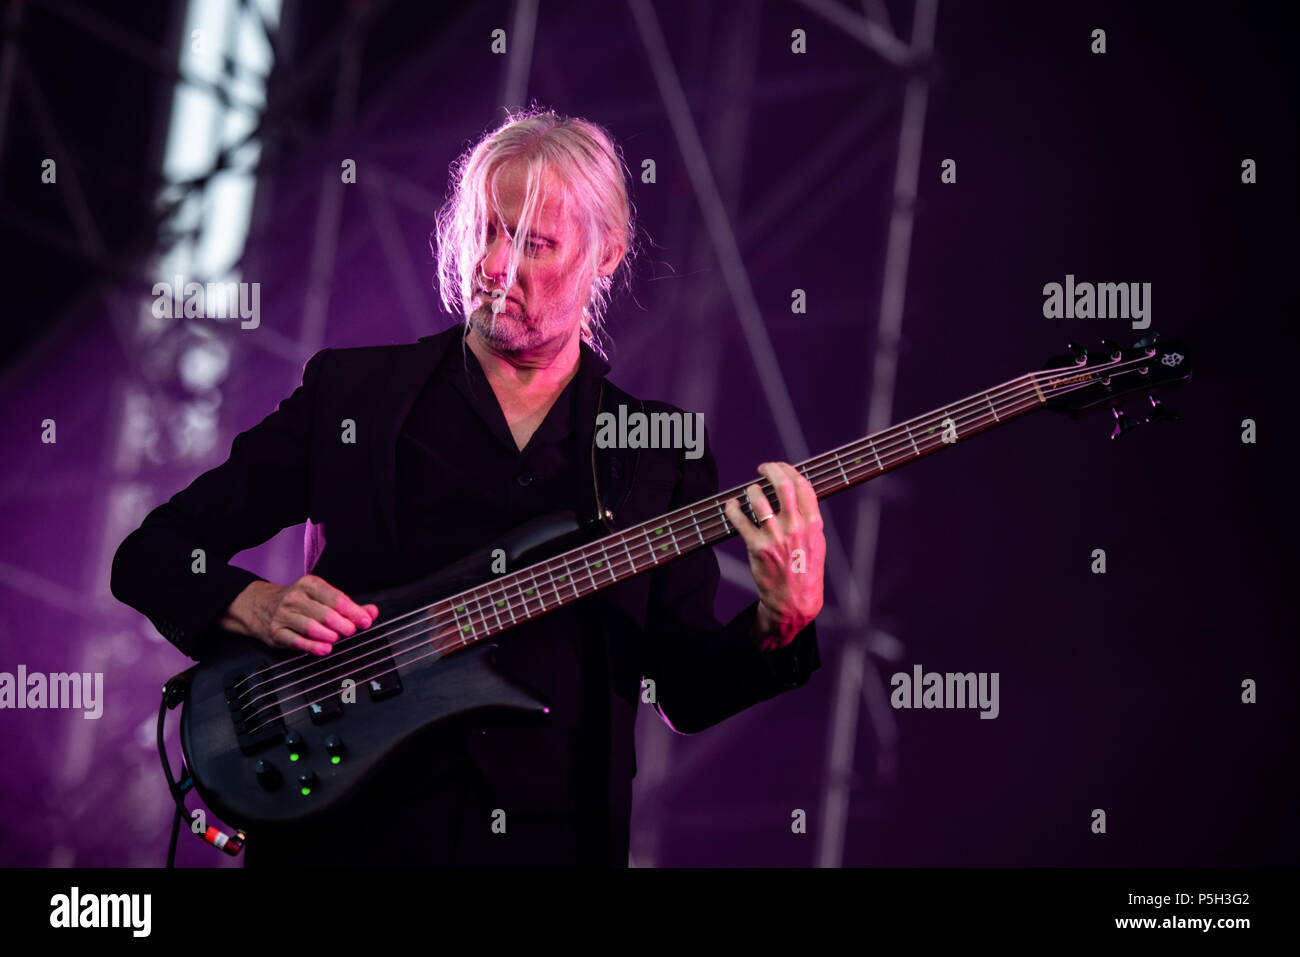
[156,671,246,865]
[157,688,189,868]
[168,798,182,868]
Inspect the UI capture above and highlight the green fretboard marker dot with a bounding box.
[594,561,604,568]
[854,458,862,464]
[456,604,465,612]
[462,625,470,632]
[659,545,668,552]
[558,576,567,583]
[525,588,534,595]
[655,528,664,535]
[496,600,504,607]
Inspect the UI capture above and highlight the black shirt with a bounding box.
[395,337,583,574]
[394,335,613,843]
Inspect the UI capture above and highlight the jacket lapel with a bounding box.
[371,324,463,548]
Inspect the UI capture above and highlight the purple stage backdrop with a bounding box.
[0,0,1293,869]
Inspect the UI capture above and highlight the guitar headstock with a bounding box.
[1038,334,1191,436]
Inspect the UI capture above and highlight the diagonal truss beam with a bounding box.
[816,0,939,869]
[498,0,538,111]
[795,0,912,66]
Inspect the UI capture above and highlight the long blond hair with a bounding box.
[433,108,638,358]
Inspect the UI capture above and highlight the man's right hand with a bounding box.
[220,576,379,655]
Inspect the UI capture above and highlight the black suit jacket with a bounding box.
[111,323,821,862]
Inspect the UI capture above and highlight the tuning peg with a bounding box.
[1110,406,1142,440]
[1144,394,1178,424]
[1100,338,1122,360]
[1132,332,1161,349]
[1067,342,1087,365]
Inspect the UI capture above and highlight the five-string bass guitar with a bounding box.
[170,335,1190,829]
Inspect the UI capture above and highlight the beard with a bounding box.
[468,299,535,351]
[466,287,586,357]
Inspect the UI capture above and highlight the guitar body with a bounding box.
[178,511,590,829]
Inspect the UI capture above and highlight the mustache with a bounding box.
[477,286,520,305]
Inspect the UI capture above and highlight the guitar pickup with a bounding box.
[367,671,402,701]
[226,667,285,754]
[307,691,344,724]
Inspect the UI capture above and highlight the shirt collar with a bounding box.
[422,322,610,454]
[418,322,610,381]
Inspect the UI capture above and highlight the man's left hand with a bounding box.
[723,462,826,652]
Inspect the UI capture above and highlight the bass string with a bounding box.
[236,381,1049,715]
[241,385,1095,731]
[233,367,1070,699]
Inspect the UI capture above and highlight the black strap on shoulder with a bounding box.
[589,379,641,533]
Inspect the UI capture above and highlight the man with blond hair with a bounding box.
[113,109,825,867]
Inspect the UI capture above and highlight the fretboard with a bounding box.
[415,369,1055,654]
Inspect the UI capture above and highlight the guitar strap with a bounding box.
[587,378,641,534]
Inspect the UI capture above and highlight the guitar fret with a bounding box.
[926,412,946,448]
[549,560,577,601]
[642,526,656,565]
[470,593,484,635]
[621,535,637,576]
[837,455,849,486]
[691,509,705,545]
[985,394,999,422]
[547,564,563,609]
[516,576,535,618]
[871,442,883,471]
[547,570,561,610]
[490,589,505,631]
[474,588,493,635]
[907,427,920,455]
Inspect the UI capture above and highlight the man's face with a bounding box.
[468,160,591,355]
